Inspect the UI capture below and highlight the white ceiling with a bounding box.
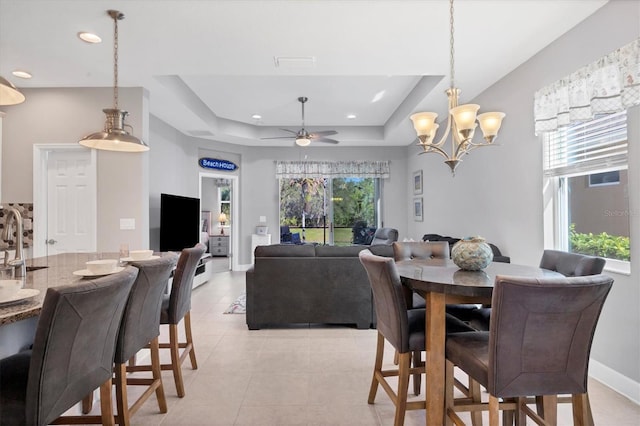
[0,0,608,147]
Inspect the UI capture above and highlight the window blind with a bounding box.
[543,111,628,177]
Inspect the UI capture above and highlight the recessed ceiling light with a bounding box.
[347,114,357,120]
[251,114,262,120]
[78,32,102,44]
[12,70,32,79]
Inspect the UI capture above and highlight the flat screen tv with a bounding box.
[160,193,201,252]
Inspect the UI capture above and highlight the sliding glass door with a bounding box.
[279,177,379,245]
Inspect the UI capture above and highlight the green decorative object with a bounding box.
[451,236,493,271]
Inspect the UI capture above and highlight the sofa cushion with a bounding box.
[254,244,316,257]
[315,245,366,257]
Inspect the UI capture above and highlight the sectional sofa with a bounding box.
[246,244,393,330]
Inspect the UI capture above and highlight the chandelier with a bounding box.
[79,10,148,152]
[410,0,504,175]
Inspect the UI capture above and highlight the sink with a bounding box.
[26,266,48,272]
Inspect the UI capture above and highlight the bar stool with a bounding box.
[128,243,206,397]
[0,267,137,426]
[359,249,474,426]
[79,253,179,425]
[445,274,613,425]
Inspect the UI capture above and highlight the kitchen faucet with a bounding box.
[2,207,26,278]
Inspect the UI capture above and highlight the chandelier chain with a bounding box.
[113,13,119,110]
[449,0,455,89]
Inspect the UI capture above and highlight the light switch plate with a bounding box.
[120,218,135,230]
[259,216,266,223]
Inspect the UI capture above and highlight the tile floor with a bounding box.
[81,269,639,425]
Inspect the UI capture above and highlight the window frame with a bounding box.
[543,112,631,275]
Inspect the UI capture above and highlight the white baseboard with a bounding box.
[589,358,640,405]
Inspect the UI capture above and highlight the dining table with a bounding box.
[395,258,563,426]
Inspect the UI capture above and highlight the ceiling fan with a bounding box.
[261,97,339,146]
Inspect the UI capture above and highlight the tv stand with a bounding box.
[192,253,213,288]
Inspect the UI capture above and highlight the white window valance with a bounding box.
[275,161,390,179]
[534,38,640,135]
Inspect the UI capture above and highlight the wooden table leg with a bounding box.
[425,292,446,426]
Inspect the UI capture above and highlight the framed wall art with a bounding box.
[413,197,423,222]
[413,170,423,195]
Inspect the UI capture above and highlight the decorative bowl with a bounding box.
[129,250,154,261]
[0,279,23,300]
[451,236,494,271]
[86,259,118,274]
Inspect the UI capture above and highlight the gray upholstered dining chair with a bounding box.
[444,274,613,425]
[128,243,206,398]
[370,227,399,245]
[0,267,138,426]
[80,253,179,425]
[467,250,606,331]
[359,249,474,426]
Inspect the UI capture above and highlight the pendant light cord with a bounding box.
[449,0,455,89]
[113,12,119,110]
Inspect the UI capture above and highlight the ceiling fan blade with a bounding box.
[278,128,298,135]
[310,130,338,137]
[260,136,295,140]
[314,138,340,144]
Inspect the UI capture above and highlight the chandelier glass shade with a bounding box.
[79,10,148,152]
[411,0,504,174]
[0,76,26,106]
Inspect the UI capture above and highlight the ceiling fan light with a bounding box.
[296,137,311,147]
[0,75,26,105]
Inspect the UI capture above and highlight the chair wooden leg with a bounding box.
[444,360,455,426]
[489,395,500,426]
[114,362,130,426]
[184,311,198,370]
[469,378,483,426]
[515,397,527,426]
[395,352,411,426]
[412,349,422,396]
[169,323,186,397]
[368,332,385,404]
[536,395,558,425]
[100,378,115,426]
[150,337,168,413]
[82,390,94,414]
[572,393,594,426]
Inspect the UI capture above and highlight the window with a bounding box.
[544,111,630,265]
[279,177,380,245]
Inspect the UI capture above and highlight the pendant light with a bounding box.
[79,10,148,152]
[0,76,26,106]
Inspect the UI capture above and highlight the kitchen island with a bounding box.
[0,253,119,358]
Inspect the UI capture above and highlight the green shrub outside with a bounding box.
[569,223,630,261]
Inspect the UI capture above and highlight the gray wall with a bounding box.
[0,87,150,252]
[148,124,408,265]
[406,0,639,392]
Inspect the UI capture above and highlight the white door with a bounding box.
[45,149,96,255]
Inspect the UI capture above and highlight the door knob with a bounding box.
[46,239,57,245]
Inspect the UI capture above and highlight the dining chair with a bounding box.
[466,250,606,332]
[444,274,613,426]
[0,267,138,426]
[359,249,474,426]
[392,241,450,393]
[80,253,180,425]
[128,243,206,398]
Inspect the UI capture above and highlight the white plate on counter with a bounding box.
[119,255,160,262]
[0,289,40,306]
[72,266,125,278]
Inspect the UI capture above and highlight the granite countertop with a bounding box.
[0,253,120,325]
